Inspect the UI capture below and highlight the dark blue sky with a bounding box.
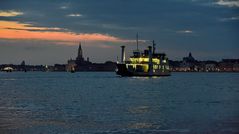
[0,0,238,64]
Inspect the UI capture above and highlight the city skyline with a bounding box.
[0,0,239,65]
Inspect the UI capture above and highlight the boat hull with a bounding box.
[116,64,171,77]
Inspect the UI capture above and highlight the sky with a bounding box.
[0,0,238,65]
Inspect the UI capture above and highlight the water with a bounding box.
[0,72,238,134]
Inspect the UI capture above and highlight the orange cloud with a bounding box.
[0,21,63,31]
[0,10,23,17]
[0,21,130,44]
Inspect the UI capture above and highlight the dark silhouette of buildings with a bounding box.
[66,42,116,72]
[181,52,199,71]
[75,43,91,65]
[183,52,195,62]
[0,50,238,72]
[0,64,47,72]
[170,52,239,72]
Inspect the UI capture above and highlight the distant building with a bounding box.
[0,64,47,72]
[66,58,77,72]
[169,60,182,71]
[183,52,195,62]
[75,43,91,66]
[203,61,219,72]
[169,53,239,72]
[233,63,239,72]
[66,42,116,72]
[21,60,25,66]
[219,59,239,72]
[54,64,66,71]
[180,52,199,71]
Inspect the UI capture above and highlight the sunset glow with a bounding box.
[0,0,238,64]
[0,10,23,17]
[0,21,129,44]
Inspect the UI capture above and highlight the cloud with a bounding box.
[215,0,239,8]
[0,21,64,31]
[59,3,71,10]
[0,10,24,17]
[177,30,193,34]
[0,21,131,44]
[220,16,239,21]
[60,6,68,9]
[67,14,82,17]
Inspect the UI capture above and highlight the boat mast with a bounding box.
[136,33,139,51]
[148,46,153,75]
[153,40,156,54]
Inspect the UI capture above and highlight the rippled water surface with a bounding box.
[0,72,238,134]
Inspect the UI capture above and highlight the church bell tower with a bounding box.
[76,42,84,63]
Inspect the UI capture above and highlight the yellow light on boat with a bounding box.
[130,58,149,63]
[140,58,149,62]
[152,58,160,64]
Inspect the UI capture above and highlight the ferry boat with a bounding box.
[116,40,171,77]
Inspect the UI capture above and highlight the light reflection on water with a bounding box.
[0,78,16,81]
[0,72,239,134]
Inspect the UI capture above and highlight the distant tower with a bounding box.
[77,42,83,58]
[152,40,156,54]
[76,42,84,60]
[76,42,85,64]
[188,52,195,61]
[20,60,25,66]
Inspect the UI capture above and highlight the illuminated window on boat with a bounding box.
[130,58,150,64]
[141,58,149,63]
[152,58,160,64]
[153,65,158,70]
[127,64,149,72]
[143,65,149,72]
[129,58,160,64]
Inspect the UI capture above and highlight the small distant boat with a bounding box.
[116,35,171,77]
[3,67,13,72]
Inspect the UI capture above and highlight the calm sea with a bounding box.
[0,72,238,134]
